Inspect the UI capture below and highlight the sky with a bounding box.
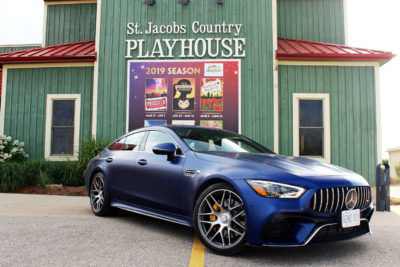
[0,0,399,158]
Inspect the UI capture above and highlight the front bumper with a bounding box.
[258,205,374,247]
[231,180,374,246]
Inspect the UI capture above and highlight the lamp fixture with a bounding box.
[143,0,155,5]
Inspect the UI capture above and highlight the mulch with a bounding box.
[11,185,88,197]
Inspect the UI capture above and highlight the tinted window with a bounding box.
[51,100,74,155]
[124,132,145,151]
[171,127,272,154]
[144,131,176,152]
[108,137,127,151]
[299,100,324,156]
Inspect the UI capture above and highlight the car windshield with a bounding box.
[171,127,273,154]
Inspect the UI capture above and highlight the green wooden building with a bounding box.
[0,0,394,184]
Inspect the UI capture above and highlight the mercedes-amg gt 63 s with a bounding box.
[85,126,373,255]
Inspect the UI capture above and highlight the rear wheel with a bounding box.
[90,172,113,216]
[193,183,247,255]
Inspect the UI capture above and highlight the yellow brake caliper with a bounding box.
[210,202,224,232]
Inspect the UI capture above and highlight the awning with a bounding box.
[277,38,395,62]
[0,41,96,64]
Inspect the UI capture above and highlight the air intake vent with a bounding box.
[310,186,371,213]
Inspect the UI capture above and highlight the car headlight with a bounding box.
[246,180,306,199]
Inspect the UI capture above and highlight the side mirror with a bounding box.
[153,143,176,161]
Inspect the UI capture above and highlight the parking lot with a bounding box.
[1,193,399,267]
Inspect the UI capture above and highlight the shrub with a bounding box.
[77,136,109,178]
[0,137,109,192]
[0,135,29,162]
[395,163,400,178]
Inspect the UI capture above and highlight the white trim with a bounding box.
[91,0,101,138]
[343,0,349,45]
[272,0,279,153]
[126,59,242,134]
[293,93,331,163]
[278,60,380,67]
[45,94,81,161]
[42,3,48,46]
[375,65,382,164]
[46,1,97,5]
[386,147,400,153]
[0,44,41,48]
[0,68,7,135]
[4,62,94,69]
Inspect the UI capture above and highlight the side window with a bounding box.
[45,94,81,160]
[293,93,330,163]
[51,100,75,155]
[124,132,145,151]
[144,131,176,153]
[108,137,127,151]
[299,100,324,156]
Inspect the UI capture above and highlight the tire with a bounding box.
[193,183,247,255]
[89,172,114,216]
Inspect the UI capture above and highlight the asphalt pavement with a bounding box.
[0,193,399,267]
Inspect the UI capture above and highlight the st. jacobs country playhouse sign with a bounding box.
[125,21,246,59]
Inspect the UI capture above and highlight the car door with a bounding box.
[106,131,146,204]
[132,130,187,215]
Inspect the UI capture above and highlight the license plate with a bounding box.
[341,209,360,228]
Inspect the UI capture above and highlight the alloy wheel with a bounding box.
[90,175,105,213]
[197,189,247,249]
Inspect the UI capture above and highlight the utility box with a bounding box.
[376,163,390,211]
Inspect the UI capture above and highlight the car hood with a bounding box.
[194,152,368,186]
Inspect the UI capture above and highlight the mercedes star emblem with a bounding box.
[345,189,358,210]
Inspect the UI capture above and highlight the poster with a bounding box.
[128,60,240,132]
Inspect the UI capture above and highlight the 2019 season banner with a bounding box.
[127,60,240,132]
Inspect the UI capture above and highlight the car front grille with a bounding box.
[310,186,371,213]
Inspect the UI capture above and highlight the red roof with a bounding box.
[0,68,2,107]
[277,38,395,62]
[0,41,96,64]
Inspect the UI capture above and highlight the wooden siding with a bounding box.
[0,46,41,54]
[277,0,346,44]
[46,3,96,46]
[278,65,377,184]
[3,67,93,158]
[97,0,275,148]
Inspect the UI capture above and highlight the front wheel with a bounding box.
[193,183,247,255]
[90,172,113,216]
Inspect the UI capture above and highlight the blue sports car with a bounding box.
[85,126,373,255]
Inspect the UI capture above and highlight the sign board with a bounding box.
[127,60,240,132]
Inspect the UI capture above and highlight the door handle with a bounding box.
[105,157,113,163]
[138,159,147,166]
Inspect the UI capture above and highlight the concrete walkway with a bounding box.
[0,193,92,218]
[391,185,400,198]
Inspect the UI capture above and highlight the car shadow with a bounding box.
[103,209,373,265]
[111,209,195,241]
[207,238,370,265]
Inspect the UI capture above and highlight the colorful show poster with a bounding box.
[200,120,223,129]
[200,78,223,112]
[128,60,240,133]
[173,78,195,111]
[145,78,168,111]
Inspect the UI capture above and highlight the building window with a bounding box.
[293,94,330,163]
[45,94,81,161]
